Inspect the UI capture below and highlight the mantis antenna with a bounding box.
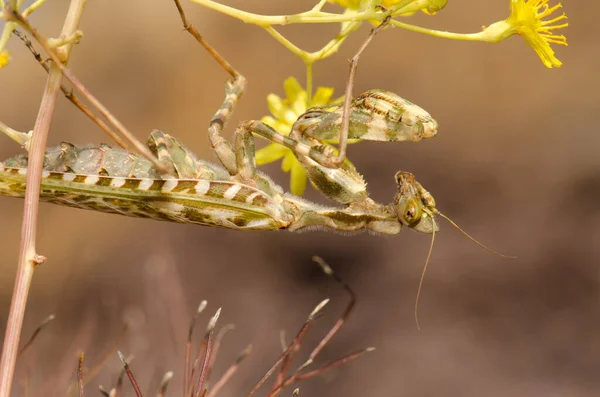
[414,212,436,331]
[437,212,517,259]
[412,199,516,329]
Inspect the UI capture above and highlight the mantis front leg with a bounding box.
[172,1,389,179]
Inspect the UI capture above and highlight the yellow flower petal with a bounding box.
[266,93,287,121]
[275,121,292,135]
[420,0,448,14]
[0,51,10,68]
[261,115,278,126]
[282,108,301,126]
[331,94,346,105]
[327,0,362,10]
[310,86,335,107]
[281,152,295,172]
[255,143,288,165]
[289,160,308,196]
[482,0,568,68]
[284,77,307,115]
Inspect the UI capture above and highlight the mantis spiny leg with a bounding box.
[171,0,395,183]
[172,0,244,177]
[328,12,392,167]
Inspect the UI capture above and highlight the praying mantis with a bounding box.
[0,3,442,236]
[0,1,511,325]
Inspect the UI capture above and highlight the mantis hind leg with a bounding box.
[172,0,246,177]
[147,130,203,179]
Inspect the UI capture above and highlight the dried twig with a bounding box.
[246,300,328,397]
[307,256,356,362]
[272,256,356,391]
[77,353,84,397]
[194,309,221,397]
[114,361,127,397]
[156,371,173,397]
[0,3,87,397]
[117,352,143,397]
[97,386,110,397]
[206,344,252,397]
[185,301,207,396]
[294,347,374,382]
[83,324,128,388]
[7,12,168,173]
[264,258,372,397]
[65,323,128,397]
[16,314,55,358]
[12,29,130,150]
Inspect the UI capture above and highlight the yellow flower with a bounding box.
[327,0,363,9]
[0,50,10,68]
[404,0,448,15]
[482,0,568,68]
[255,77,338,196]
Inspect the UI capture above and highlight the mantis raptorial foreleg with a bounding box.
[174,0,406,186]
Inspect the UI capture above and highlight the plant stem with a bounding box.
[0,2,87,396]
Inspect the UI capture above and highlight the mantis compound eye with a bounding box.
[402,199,422,225]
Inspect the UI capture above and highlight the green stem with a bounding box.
[0,121,30,147]
[306,62,313,103]
[390,19,484,41]
[189,0,418,26]
[23,0,48,18]
[264,26,306,59]
[306,20,359,62]
[310,0,329,12]
[265,20,357,64]
[0,22,16,55]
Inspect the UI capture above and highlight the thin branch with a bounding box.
[266,257,369,397]
[156,371,173,397]
[194,308,221,397]
[77,353,84,397]
[7,11,168,173]
[117,352,143,397]
[294,348,374,381]
[204,323,234,387]
[332,14,391,167]
[114,361,127,397]
[307,256,356,362]
[16,314,55,358]
[266,347,374,397]
[83,324,128,388]
[245,300,328,397]
[0,2,87,397]
[185,301,207,397]
[12,29,130,150]
[206,344,252,397]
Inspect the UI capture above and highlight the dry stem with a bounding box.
[118,352,143,397]
[0,2,87,397]
[16,314,55,358]
[77,353,85,397]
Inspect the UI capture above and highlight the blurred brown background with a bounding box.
[0,1,598,396]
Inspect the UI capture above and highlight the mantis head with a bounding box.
[394,171,439,234]
[393,170,515,329]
